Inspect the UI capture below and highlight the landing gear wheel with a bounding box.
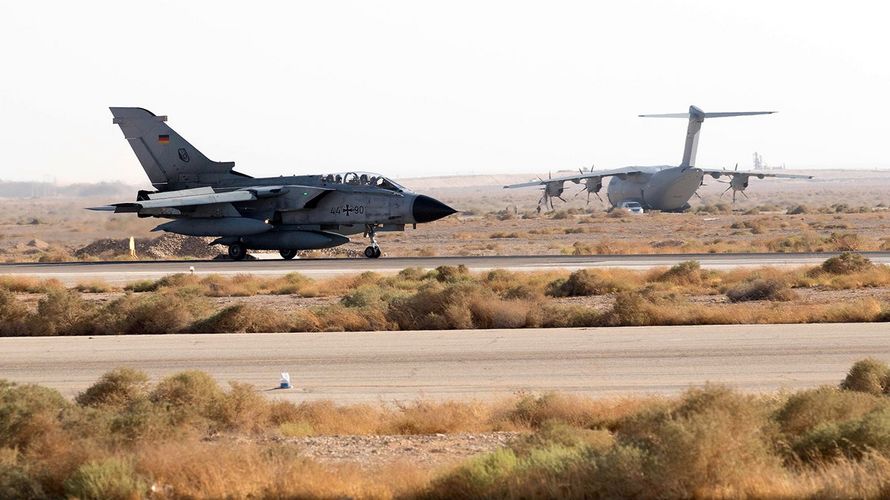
[364,246,381,259]
[279,249,298,260]
[228,243,247,261]
[364,224,382,259]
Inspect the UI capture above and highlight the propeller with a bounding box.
[535,173,567,211]
[573,176,604,205]
[717,163,750,204]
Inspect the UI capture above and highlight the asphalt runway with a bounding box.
[2,252,889,285]
[1,323,886,403]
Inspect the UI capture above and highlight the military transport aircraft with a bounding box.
[90,108,456,260]
[504,105,812,212]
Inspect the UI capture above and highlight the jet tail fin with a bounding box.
[639,105,776,168]
[109,107,243,190]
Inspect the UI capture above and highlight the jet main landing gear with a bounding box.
[228,243,247,261]
[279,249,298,260]
[364,225,382,259]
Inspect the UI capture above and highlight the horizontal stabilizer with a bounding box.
[640,105,777,168]
[641,103,776,120]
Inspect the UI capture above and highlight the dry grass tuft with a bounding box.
[840,358,890,395]
[725,278,798,302]
[190,304,291,333]
[821,252,874,274]
[75,368,150,409]
[656,260,704,286]
[546,269,625,297]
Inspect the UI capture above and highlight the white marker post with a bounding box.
[280,372,291,389]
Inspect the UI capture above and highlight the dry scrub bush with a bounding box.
[433,265,470,283]
[725,278,798,302]
[655,260,704,286]
[549,385,786,499]
[313,304,391,331]
[73,280,113,293]
[821,252,874,274]
[341,284,410,308]
[30,288,96,336]
[149,371,224,427]
[273,400,383,436]
[425,387,787,499]
[0,382,70,451]
[0,276,62,293]
[267,272,317,296]
[75,368,150,409]
[200,273,263,297]
[791,406,890,462]
[63,457,147,500]
[387,282,538,330]
[0,290,30,336]
[840,358,890,395]
[776,386,888,437]
[384,401,492,434]
[501,393,624,429]
[190,304,291,333]
[546,269,625,297]
[212,381,271,433]
[94,290,210,335]
[135,441,428,499]
[0,448,46,499]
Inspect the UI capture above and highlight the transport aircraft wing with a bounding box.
[699,168,813,180]
[503,166,644,189]
[697,165,814,203]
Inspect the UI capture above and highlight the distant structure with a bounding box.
[753,152,785,171]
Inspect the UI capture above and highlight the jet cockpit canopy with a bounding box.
[322,172,410,193]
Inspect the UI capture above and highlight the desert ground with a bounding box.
[2,171,890,498]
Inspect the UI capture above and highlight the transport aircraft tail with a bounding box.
[639,105,775,168]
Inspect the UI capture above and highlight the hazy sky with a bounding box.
[1,1,887,184]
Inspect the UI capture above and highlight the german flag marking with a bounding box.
[158,134,170,144]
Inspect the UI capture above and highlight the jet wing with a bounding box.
[699,169,813,180]
[88,185,329,213]
[504,167,646,189]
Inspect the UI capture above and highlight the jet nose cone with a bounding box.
[412,195,457,223]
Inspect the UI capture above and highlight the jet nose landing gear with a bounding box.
[364,224,382,258]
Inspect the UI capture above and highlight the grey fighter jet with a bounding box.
[90,108,456,260]
[505,106,812,212]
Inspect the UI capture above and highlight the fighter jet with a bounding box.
[505,106,812,212]
[90,108,456,260]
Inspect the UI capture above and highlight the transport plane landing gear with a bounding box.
[364,225,382,259]
[228,243,247,261]
[279,249,298,260]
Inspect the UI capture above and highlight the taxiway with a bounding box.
[1,323,885,403]
[1,252,888,285]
